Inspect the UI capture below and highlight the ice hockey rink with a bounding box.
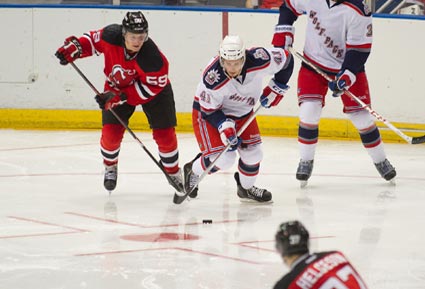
[0,129,424,289]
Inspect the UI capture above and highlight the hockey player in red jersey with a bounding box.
[181,35,293,203]
[55,11,184,194]
[273,220,369,289]
[272,0,396,187]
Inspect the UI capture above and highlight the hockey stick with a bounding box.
[173,105,263,204]
[288,47,425,145]
[69,62,184,192]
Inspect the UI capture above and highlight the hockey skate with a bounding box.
[168,169,185,194]
[104,164,118,193]
[183,161,199,199]
[296,160,314,188]
[234,172,272,203]
[173,160,199,204]
[374,159,396,183]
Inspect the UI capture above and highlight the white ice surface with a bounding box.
[0,129,424,289]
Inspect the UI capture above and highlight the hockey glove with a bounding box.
[109,65,137,89]
[260,79,289,108]
[272,25,295,50]
[55,36,82,65]
[328,69,356,97]
[95,91,127,110]
[218,118,240,150]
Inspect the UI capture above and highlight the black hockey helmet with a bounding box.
[122,11,149,34]
[275,220,310,257]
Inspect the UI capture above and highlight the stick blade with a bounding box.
[412,135,425,144]
[173,191,190,204]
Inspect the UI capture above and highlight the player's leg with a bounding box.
[296,66,328,186]
[101,103,135,192]
[232,116,272,202]
[185,109,238,197]
[343,73,396,181]
[142,84,184,192]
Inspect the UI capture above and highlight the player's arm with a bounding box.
[200,98,238,148]
[54,29,103,65]
[260,47,293,108]
[329,8,372,97]
[341,13,373,74]
[197,86,226,129]
[273,0,304,49]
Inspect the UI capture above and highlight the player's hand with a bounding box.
[328,69,356,97]
[109,65,137,88]
[272,25,295,49]
[55,36,82,65]
[260,79,289,108]
[95,91,127,110]
[218,119,239,149]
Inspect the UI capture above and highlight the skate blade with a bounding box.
[389,178,396,186]
[238,198,273,204]
[300,180,308,188]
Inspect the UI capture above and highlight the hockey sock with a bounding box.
[153,127,179,174]
[101,124,125,165]
[298,101,322,160]
[348,110,387,163]
[238,159,259,189]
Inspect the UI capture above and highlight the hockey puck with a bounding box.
[202,219,212,224]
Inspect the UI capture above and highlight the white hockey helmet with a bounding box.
[219,35,246,77]
[219,35,246,62]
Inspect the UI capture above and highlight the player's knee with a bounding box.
[348,110,374,131]
[152,127,177,151]
[101,124,125,149]
[213,150,237,170]
[299,100,322,124]
[239,144,263,165]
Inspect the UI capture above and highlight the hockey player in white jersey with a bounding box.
[272,0,396,187]
[183,35,293,202]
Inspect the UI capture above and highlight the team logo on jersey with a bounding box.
[271,51,282,65]
[205,69,220,85]
[253,48,270,61]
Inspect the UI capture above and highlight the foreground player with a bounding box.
[274,220,369,289]
[55,11,183,194]
[272,0,396,187]
[180,35,292,203]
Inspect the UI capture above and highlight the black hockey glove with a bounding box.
[95,91,127,110]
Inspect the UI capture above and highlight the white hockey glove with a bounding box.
[260,79,289,108]
[272,25,295,50]
[328,69,356,97]
[218,119,240,150]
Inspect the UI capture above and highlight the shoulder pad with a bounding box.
[202,58,228,90]
[245,47,271,70]
[101,24,123,45]
[343,0,372,16]
[136,39,164,72]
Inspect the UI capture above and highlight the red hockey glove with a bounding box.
[95,91,127,110]
[109,65,137,89]
[328,69,356,97]
[260,79,289,108]
[55,36,82,65]
[272,25,295,49]
[218,119,240,150]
